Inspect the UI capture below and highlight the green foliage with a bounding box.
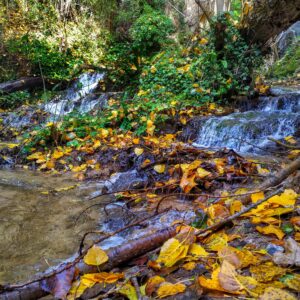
[7,35,82,81]
[0,91,31,109]
[129,6,174,56]
[267,40,300,79]
[104,5,174,89]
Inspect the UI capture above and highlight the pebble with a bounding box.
[266,243,284,255]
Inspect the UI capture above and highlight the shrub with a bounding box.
[0,91,31,110]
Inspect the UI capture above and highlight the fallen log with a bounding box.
[0,227,176,300]
[0,77,44,94]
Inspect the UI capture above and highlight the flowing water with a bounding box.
[0,169,108,284]
[194,88,300,153]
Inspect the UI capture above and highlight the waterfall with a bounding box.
[194,88,300,153]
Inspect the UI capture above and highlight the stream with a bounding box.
[0,73,299,285]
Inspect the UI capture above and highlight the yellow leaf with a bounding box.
[199,38,208,45]
[156,238,189,267]
[199,267,227,292]
[145,276,165,296]
[268,189,297,206]
[251,216,279,225]
[118,283,138,300]
[27,152,44,160]
[256,225,285,240]
[52,149,64,159]
[196,167,211,179]
[282,274,300,291]
[182,261,196,270]
[251,191,265,203]
[257,165,270,175]
[157,282,186,298]
[284,136,297,145]
[259,287,296,300]
[93,140,101,149]
[134,148,144,156]
[83,245,108,266]
[230,200,242,215]
[250,262,286,283]
[81,272,123,285]
[154,164,165,174]
[188,243,208,258]
[204,231,228,251]
[67,280,88,300]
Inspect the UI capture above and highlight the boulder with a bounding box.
[276,21,300,57]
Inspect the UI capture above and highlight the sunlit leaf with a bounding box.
[83,245,108,266]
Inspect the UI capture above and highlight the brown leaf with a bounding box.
[273,238,300,267]
[218,260,243,292]
[259,287,296,300]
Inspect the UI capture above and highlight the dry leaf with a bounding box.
[204,231,228,251]
[259,287,296,300]
[188,243,208,259]
[198,267,227,292]
[156,238,189,267]
[134,148,144,156]
[218,246,241,268]
[273,238,300,267]
[250,262,286,282]
[218,260,243,292]
[145,276,165,296]
[154,164,166,174]
[83,245,109,266]
[196,167,211,179]
[157,282,186,298]
[256,225,285,240]
[118,282,138,300]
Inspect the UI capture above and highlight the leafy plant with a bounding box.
[0,91,31,109]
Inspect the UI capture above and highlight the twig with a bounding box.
[196,187,284,237]
[268,137,300,150]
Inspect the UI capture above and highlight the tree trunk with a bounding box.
[242,0,300,47]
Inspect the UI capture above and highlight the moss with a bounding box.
[267,40,300,79]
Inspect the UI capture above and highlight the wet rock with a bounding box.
[266,243,285,255]
[104,170,148,193]
[276,21,300,57]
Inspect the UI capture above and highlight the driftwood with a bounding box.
[0,77,44,94]
[1,157,300,300]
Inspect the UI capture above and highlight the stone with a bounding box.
[276,21,300,57]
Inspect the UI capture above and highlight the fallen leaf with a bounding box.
[273,238,300,267]
[198,267,227,292]
[157,282,186,298]
[145,276,165,296]
[83,245,108,266]
[134,148,144,156]
[259,287,296,300]
[256,225,285,240]
[188,243,208,259]
[250,262,286,282]
[81,272,124,285]
[196,167,211,179]
[218,246,241,268]
[182,261,196,270]
[118,282,138,300]
[218,260,243,292]
[204,231,228,251]
[156,238,189,267]
[281,274,300,291]
[251,191,265,203]
[154,164,166,174]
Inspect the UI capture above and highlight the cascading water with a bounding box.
[44,72,105,117]
[194,88,300,153]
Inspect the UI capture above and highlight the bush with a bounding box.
[7,35,82,81]
[267,40,300,79]
[0,91,31,109]
[129,5,174,56]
